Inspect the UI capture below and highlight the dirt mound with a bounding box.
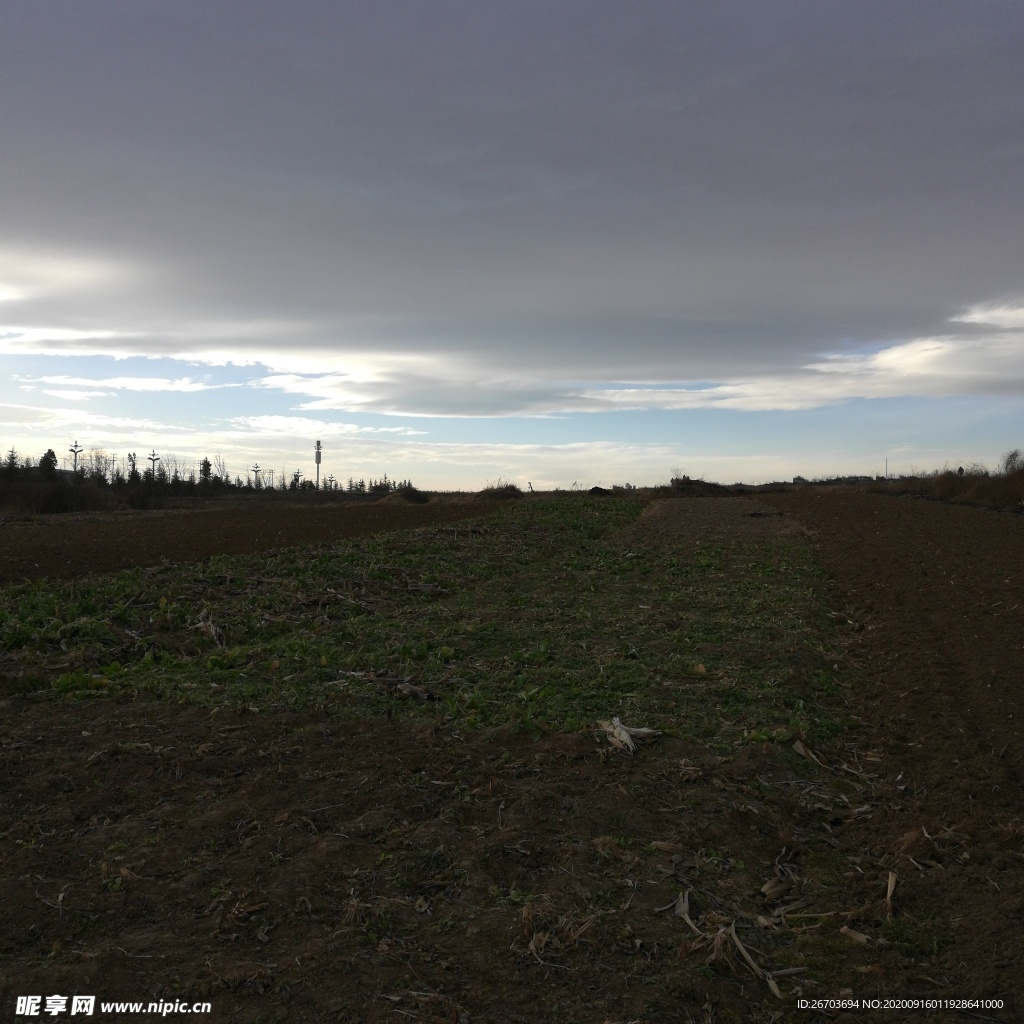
[474,483,522,501]
[377,486,431,504]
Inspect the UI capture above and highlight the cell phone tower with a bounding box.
[315,440,322,490]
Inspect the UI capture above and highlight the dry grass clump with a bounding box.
[664,476,731,497]
[380,484,430,504]
[475,478,523,501]
[884,449,1024,509]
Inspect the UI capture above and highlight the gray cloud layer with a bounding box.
[2,1,1022,406]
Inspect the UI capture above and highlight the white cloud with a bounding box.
[0,323,305,364]
[7,310,1022,425]
[0,401,60,428]
[577,332,1023,412]
[28,374,227,393]
[0,248,135,302]
[229,415,426,437]
[40,389,111,401]
[254,373,380,410]
[952,303,1024,329]
[804,332,1024,394]
[0,326,127,350]
[243,321,1024,417]
[0,401,189,436]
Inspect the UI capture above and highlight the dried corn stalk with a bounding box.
[596,716,661,753]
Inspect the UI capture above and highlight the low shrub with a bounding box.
[476,478,523,501]
[877,449,1024,509]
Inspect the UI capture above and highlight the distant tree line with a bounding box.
[1,445,416,506]
[344,474,414,494]
[2,446,233,494]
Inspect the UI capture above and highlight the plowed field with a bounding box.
[1,490,1021,1023]
[0,499,495,588]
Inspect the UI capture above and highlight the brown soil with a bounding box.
[0,500,496,588]
[759,489,1024,1019]
[1,490,1021,1022]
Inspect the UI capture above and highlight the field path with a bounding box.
[763,488,1024,783]
[763,487,1024,1006]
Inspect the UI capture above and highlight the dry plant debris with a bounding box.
[596,716,662,753]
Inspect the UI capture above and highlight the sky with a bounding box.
[2,1,1022,489]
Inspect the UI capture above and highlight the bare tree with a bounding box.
[163,452,181,485]
[86,449,109,484]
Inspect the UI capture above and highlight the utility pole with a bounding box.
[148,449,160,479]
[314,440,322,491]
[251,463,261,489]
[68,440,83,475]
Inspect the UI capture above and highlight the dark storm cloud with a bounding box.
[1,0,1022,403]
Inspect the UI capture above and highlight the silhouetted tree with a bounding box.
[39,449,58,480]
[4,447,19,481]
